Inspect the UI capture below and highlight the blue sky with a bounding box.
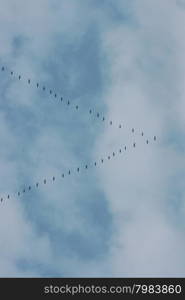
[0,0,185,277]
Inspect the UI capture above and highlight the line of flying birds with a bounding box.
[0,137,156,203]
[0,64,157,204]
[1,65,157,138]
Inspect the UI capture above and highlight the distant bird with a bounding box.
[97,113,100,118]
[28,186,31,190]
[11,71,13,75]
[42,86,46,91]
[119,149,122,153]
[44,179,46,184]
[61,97,63,101]
[110,121,112,125]
[23,189,25,193]
[76,105,78,110]
[62,174,64,178]
[108,156,110,160]
[7,195,10,199]
[54,93,57,98]
[146,140,149,144]
[101,159,104,163]
[18,192,20,196]
[67,100,70,105]
[132,128,134,133]
[18,75,21,80]
[125,146,127,150]
[94,162,97,166]
[1,66,4,71]
[36,83,39,88]
[89,109,92,114]
[102,117,105,121]
[28,79,31,84]
[52,177,55,181]
[141,132,144,136]
[68,170,71,175]
[113,152,115,156]
[36,183,39,187]
[50,90,52,94]
[119,124,122,128]
[133,143,136,147]
[77,168,80,172]
[85,165,88,169]
[1,198,3,202]
[154,136,156,141]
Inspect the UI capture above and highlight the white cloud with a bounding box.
[0,198,52,277]
[0,0,185,277]
[96,0,185,276]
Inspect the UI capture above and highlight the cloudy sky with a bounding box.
[0,0,185,277]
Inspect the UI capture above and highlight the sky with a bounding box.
[0,0,185,277]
